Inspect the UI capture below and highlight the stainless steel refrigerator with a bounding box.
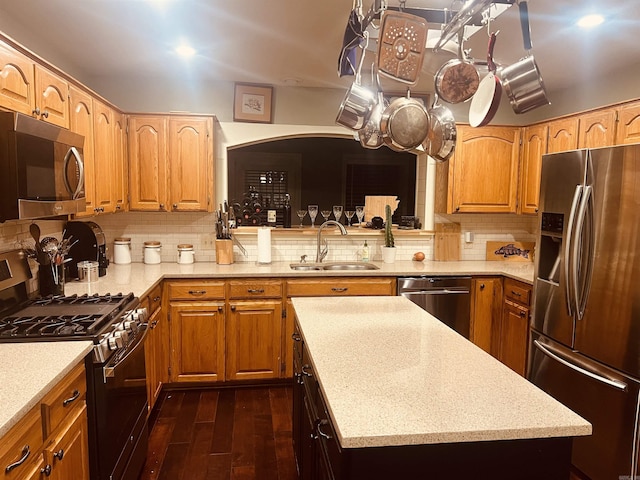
[528,145,640,480]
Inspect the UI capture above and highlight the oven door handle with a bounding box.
[103,322,149,383]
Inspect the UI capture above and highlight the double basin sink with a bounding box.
[289,262,380,271]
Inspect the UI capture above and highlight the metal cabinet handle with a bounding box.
[292,333,302,342]
[301,364,313,377]
[62,389,80,406]
[511,290,522,297]
[153,296,161,302]
[217,306,223,313]
[172,204,178,209]
[247,288,264,294]
[519,310,527,318]
[331,287,348,292]
[5,445,30,472]
[41,464,52,476]
[479,283,485,290]
[230,305,236,312]
[159,203,165,210]
[188,290,206,296]
[150,320,158,329]
[53,449,64,460]
[41,111,49,118]
[32,107,40,115]
[317,420,332,440]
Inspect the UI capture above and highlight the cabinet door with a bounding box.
[68,86,95,216]
[113,111,128,212]
[46,405,90,480]
[499,300,529,377]
[470,277,502,355]
[168,116,213,212]
[578,108,617,148]
[128,115,168,211]
[92,101,115,213]
[0,40,35,116]
[226,299,283,381]
[169,302,225,383]
[451,126,521,213]
[34,65,68,128]
[518,124,548,215]
[615,100,640,145]
[547,117,578,153]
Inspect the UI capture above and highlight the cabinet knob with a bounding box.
[153,296,161,302]
[230,305,236,312]
[519,310,527,318]
[173,204,178,209]
[218,306,223,313]
[455,206,460,211]
[41,111,49,118]
[53,449,64,460]
[480,283,485,290]
[292,333,302,342]
[32,107,41,116]
[159,204,165,210]
[41,465,52,476]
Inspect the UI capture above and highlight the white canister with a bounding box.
[113,237,132,264]
[177,244,195,264]
[143,241,162,264]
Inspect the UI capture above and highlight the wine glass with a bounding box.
[332,205,343,224]
[308,205,318,227]
[355,206,365,226]
[320,210,331,223]
[296,210,307,228]
[345,210,355,227]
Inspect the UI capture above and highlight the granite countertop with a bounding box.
[291,296,591,449]
[0,341,93,438]
[63,260,534,298]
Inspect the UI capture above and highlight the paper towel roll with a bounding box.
[257,227,272,264]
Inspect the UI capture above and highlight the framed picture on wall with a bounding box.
[233,83,273,123]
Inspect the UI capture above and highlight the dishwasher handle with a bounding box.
[401,289,470,295]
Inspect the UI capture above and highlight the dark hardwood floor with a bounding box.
[140,386,299,480]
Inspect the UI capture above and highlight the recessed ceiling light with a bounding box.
[577,14,605,28]
[175,44,196,58]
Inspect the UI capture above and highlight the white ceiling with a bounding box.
[0,0,639,96]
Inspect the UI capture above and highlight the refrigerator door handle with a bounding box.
[573,185,594,321]
[533,339,628,392]
[564,185,583,317]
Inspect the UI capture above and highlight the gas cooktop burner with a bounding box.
[34,292,132,306]
[0,313,107,338]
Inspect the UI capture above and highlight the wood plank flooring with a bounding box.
[140,386,299,480]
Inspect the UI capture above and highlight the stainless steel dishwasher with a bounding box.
[397,276,471,337]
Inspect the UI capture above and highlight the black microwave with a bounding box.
[0,111,86,222]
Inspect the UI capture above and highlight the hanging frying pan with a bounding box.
[434,30,479,104]
[469,32,501,128]
[338,0,365,77]
[380,90,430,152]
[500,1,550,114]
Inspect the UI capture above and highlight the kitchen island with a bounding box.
[291,296,591,479]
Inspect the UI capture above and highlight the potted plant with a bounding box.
[381,204,396,263]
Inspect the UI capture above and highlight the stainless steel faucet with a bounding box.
[316,220,347,263]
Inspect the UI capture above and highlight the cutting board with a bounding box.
[486,241,535,262]
[364,196,399,221]
[434,223,460,261]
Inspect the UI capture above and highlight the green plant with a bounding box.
[384,204,395,248]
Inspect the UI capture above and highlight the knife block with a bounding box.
[215,239,234,265]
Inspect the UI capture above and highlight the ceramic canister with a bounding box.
[113,237,132,264]
[177,244,195,264]
[143,241,162,264]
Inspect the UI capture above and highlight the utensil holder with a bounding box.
[215,239,234,265]
[39,263,64,296]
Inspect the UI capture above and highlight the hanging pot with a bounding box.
[380,90,430,152]
[336,33,376,131]
[424,94,457,162]
[358,66,387,149]
[434,30,480,104]
[469,32,502,128]
[500,1,550,114]
[338,0,365,77]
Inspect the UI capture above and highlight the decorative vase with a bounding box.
[381,246,397,264]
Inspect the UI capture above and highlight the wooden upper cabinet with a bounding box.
[169,116,213,212]
[68,85,95,216]
[113,111,128,212]
[547,117,578,153]
[93,100,115,213]
[450,125,521,213]
[578,108,617,148]
[615,100,640,145]
[0,39,35,115]
[128,115,168,211]
[518,124,548,215]
[34,65,69,128]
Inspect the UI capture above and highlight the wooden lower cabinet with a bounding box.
[496,278,532,376]
[44,405,90,480]
[470,277,503,355]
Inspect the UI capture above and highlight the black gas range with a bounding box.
[0,249,149,480]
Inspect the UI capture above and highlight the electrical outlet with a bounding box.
[201,234,215,250]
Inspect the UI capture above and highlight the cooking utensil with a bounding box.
[336,33,376,131]
[358,65,387,149]
[500,1,550,114]
[380,90,430,152]
[376,10,428,85]
[338,0,365,77]
[424,94,457,162]
[434,30,480,104]
[469,32,502,128]
[30,223,48,265]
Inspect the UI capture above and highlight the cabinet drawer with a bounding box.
[0,404,43,480]
[504,278,531,306]
[167,281,225,300]
[287,277,395,297]
[228,279,282,299]
[147,283,162,314]
[41,363,86,439]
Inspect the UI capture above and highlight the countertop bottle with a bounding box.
[283,193,292,228]
[362,241,369,262]
[266,196,276,227]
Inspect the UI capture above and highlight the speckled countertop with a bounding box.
[63,260,534,298]
[292,296,591,449]
[0,341,93,438]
